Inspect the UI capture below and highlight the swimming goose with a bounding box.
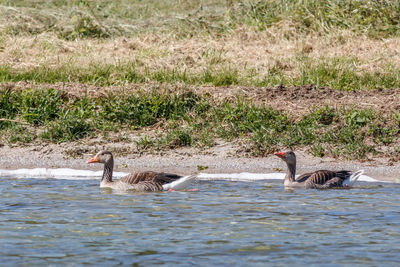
[274,151,363,189]
[87,150,196,191]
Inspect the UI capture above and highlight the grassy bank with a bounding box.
[1,88,399,160]
[1,1,400,160]
[1,1,400,90]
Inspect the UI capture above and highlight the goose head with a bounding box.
[87,150,113,164]
[274,151,296,165]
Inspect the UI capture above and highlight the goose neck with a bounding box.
[102,158,114,183]
[285,161,296,183]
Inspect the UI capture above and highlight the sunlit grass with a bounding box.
[1,0,399,160]
[1,57,399,90]
[1,1,399,91]
[1,88,399,159]
[1,0,399,38]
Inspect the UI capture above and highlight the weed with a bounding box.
[39,115,93,143]
[6,124,34,144]
[135,135,155,151]
[197,165,209,171]
[19,89,62,125]
[345,109,374,127]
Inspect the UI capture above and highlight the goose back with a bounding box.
[298,170,351,188]
[119,171,181,185]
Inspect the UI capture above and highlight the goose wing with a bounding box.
[302,170,337,186]
[303,170,351,188]
[126,180,164,191]
[118,171,159,184]
[118,171,181,185]
[153,173,182,185]
[295,172,313,182]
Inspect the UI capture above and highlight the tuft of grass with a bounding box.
[7,124,34,144]
[19,88,63,125]
[0,88,19,129]
[97,90,198,127]
[135,135,155,151]
[38,116,94,143]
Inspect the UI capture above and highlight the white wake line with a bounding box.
[198,172,385,183]
[0,168,390,183]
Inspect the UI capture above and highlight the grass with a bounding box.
[1,2,400,91]
[1,88,399,160]
[1,1,400,160]
[1,1,399,38]
[0,0,230,39]
[1,57,400,90]
[234,0,400,38]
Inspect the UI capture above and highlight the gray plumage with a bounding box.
[274,151,352,189]
[88,150,181,191]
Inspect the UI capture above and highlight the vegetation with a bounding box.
[1,88,399,160]
[234,0,400,38]
[0,1,399,159]
[0,1,400,90]
[1,57,399,90]
[1,0,399,38]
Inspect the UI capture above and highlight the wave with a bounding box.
[0,168,389,183]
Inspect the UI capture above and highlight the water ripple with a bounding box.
[0,177,399,266]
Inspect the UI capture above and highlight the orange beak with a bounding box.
[274,152,286,159]
[87,156,99,164]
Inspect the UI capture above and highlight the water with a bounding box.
[0,171,399,266]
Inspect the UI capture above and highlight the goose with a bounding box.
[87,150,196,191]
[274,151,363,189]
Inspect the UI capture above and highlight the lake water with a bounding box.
[0,169,399,266]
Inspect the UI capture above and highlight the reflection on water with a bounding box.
[0,178,399,266]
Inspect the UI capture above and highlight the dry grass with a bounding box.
[1,1,400,89]
[1,25,400,82]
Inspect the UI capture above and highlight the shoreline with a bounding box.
[2,83,400,162]
[1,145,398,183]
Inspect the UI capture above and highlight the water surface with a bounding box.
[0,175,399,266]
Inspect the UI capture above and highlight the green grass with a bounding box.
[1,88,399,159]
[0,0,231,39]
[1,56,400,90]
[234,0,400,38]
[1,0,399,39]
[1,1,399,161]
[293,58,400,91]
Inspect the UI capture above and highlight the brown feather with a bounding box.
[90,150,183,191]
[119,171,181,185]
[275,150,353,189]
[304,170,350,189]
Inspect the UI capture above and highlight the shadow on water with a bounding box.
[0,176,399,266]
